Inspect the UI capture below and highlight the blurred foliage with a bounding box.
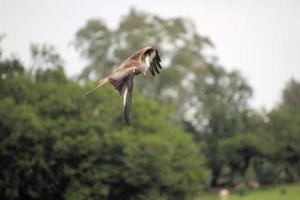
[0,8,300,200]
[280,79,300,108]
[0,43,208,200]
[267,79,300,182]
[30,44,64,71]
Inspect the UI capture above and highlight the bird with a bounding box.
[83,46,162,125]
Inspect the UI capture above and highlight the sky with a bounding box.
[1,0,300,109]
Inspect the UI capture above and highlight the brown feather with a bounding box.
[155,49,161,61]
[153,62,160,74]
[123,73,134,125]
[149,65,155,76]
[109,69,133,95]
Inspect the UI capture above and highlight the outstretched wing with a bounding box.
[148,49,162,76]
[108,69,135,125]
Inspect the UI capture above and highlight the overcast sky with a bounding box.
[1,0,300,109]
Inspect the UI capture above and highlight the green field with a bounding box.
[198,184,300,200]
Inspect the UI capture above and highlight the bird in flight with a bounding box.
[83,46,162,125]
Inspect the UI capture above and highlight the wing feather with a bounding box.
[108,69,135,125]
[147,49,162,76]
[123,73,134,125]
[109,69,132,95]
[149,65,155,76]
[155,57,162,69]
[153,63,160,74]
[155,49,161,61]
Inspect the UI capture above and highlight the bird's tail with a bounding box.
[82,77,109,96]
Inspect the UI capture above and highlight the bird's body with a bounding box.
[83,46,162,125]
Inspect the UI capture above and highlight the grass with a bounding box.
[197,184,300,200]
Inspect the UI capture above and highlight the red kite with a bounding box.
[83,46,162,125]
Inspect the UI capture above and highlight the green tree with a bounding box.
[30,44,64,71]
[247,79,300,185]
[281,78,300,108]
[267,79,300,182]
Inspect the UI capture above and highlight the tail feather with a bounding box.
[82,77,108,96]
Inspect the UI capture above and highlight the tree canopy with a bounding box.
[0,43,208,200]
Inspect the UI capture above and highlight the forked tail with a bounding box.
[82,77,109,96]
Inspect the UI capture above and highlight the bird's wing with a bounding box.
[123,73,134,125]
[147,49,162,76]
[108,69,135,125]
[109,69,133,94]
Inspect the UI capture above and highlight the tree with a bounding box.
[30,44,64,71]
[281,78,300,108]
[267,78,300,182]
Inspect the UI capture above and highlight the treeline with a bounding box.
[0,55,208,200]
[0,9,300,200]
